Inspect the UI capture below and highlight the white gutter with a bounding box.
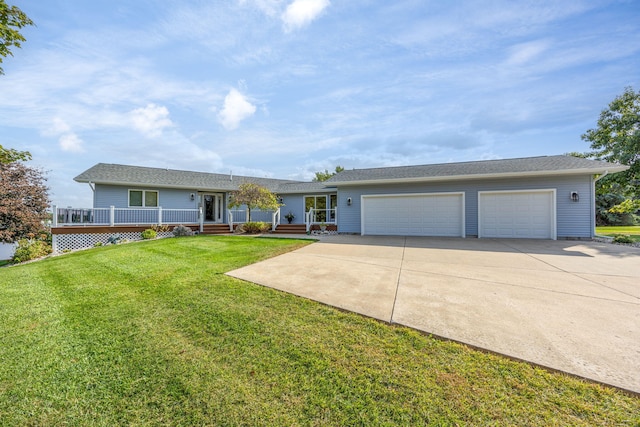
[326,166,629,187]
[594,170,609,184]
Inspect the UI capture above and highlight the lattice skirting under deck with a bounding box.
[52,231,174,253]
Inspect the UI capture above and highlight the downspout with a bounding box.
[592,171,609,238]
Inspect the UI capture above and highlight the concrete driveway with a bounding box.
[227,235,640,393]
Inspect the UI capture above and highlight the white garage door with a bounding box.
[362,193,465,237]
[479,190,556,239]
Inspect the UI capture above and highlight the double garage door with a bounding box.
[361,190,556,239]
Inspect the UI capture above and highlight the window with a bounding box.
[305,195,333,222]
[129,190,158,207]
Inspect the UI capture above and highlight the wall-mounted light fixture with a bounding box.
[347,197,352,206]
[278,197,284,204]
[190,193,195,201]
[570,191,579,202]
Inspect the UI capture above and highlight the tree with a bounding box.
[582,87,639,185]
[0,144,31,163]
[581,87,640,224]
[0,161,50,243]
[228,182,281,222]
[0,0,34,75]
[313,165,344,182]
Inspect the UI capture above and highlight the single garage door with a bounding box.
[362,192,465,237]
[478,190,556,239]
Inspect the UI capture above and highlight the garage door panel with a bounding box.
[362,193,464,237]
[479,191,555,239]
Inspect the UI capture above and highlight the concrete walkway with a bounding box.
[227,235,640,393]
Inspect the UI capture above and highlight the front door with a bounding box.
[203,193,224,222]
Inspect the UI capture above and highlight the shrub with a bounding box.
[151,224,170,233]
[612,234,634,244]
[239,221,270,234]
[141,229,157,240]
[172,225,194,237]
[11,239,52,263]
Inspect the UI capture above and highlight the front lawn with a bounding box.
[0,236,638,426]
[596,225,640,242]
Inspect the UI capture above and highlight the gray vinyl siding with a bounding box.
[94,184,200,210]
[337,175,594,238]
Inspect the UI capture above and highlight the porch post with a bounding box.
[110,206,115,227]
[199,207,204,233]
[158,206,163,225]
[52,205,58,227]
[272,208,280,231]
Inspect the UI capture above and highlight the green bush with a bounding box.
[141,229,157,240]
[172,225,194,237]
[11,239,52,263]
[239,221,271,234]
[612,234,634,244]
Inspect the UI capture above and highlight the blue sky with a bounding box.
[1,0,639,207]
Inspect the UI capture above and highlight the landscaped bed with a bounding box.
[0,236,638,425]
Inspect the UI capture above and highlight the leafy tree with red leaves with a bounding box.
[0,161,49,243]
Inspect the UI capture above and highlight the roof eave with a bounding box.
[327,166,629,186]
[74,178,238,191]
[277,187,337,194]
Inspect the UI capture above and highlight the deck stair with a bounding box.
[200,224,232,235]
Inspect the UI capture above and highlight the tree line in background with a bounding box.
[572,86,640,226]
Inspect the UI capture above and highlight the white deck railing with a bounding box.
[272,208,281,231]
[52,205,200,227]
[53,205,331,234]
[305,208,337,232]
[228,209,277,223]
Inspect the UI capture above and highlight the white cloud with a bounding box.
[130,103,173,138]
[218,89,257,130]
[59,133,84,153]
[505,40,550,66]
[282,0,330,33]
[48,117,72,136]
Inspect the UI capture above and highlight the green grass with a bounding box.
[596,226,640,242]
[0,236,638,426]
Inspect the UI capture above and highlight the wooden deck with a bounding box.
[51,223,313,236]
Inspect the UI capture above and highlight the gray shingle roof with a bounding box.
[75,155,627,194]
[74,163,334,194]
[326,155,627,185]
